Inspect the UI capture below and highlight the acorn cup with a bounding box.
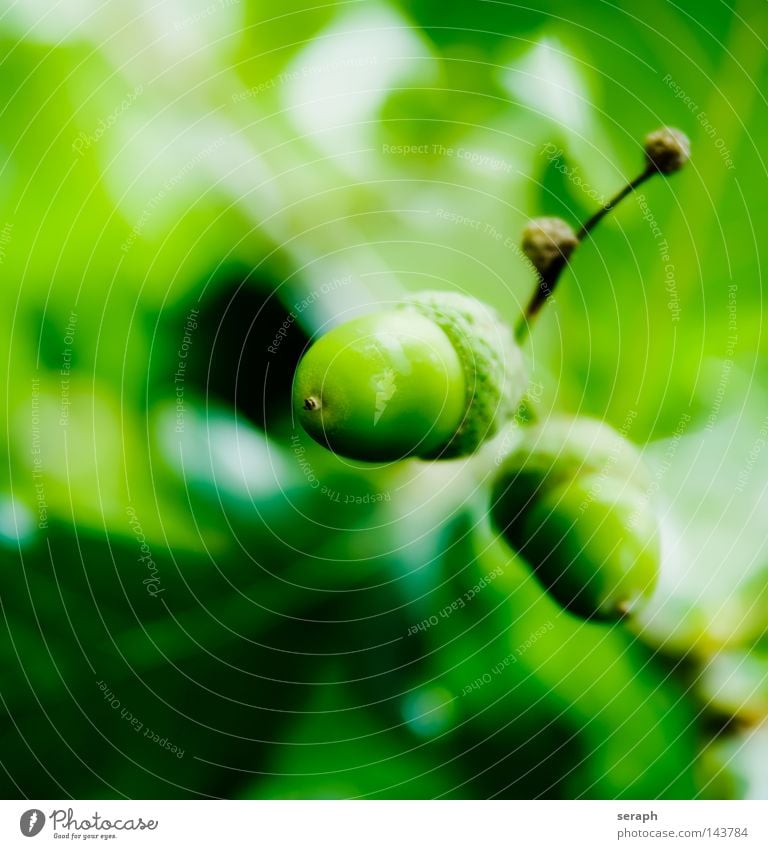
[293,291,526,462]
[490,416,660,620]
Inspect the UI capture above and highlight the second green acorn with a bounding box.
[491,417,660,620]
[293,291,526,462]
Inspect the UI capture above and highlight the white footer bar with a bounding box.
[1,800,765,848]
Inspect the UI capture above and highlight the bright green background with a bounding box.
[0,0,766,799]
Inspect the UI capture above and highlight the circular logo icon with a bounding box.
[19,810,46,837]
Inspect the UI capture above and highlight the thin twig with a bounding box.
[515,165,657,342]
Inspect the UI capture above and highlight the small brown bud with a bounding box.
[644,127,691,174]
[521,217,579,276]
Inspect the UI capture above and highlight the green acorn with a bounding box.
[491,416,659,619]
[293,291,526,462]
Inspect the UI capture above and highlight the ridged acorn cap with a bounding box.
[399,291,526,457]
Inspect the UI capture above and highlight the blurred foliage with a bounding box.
[0,0,766,799]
